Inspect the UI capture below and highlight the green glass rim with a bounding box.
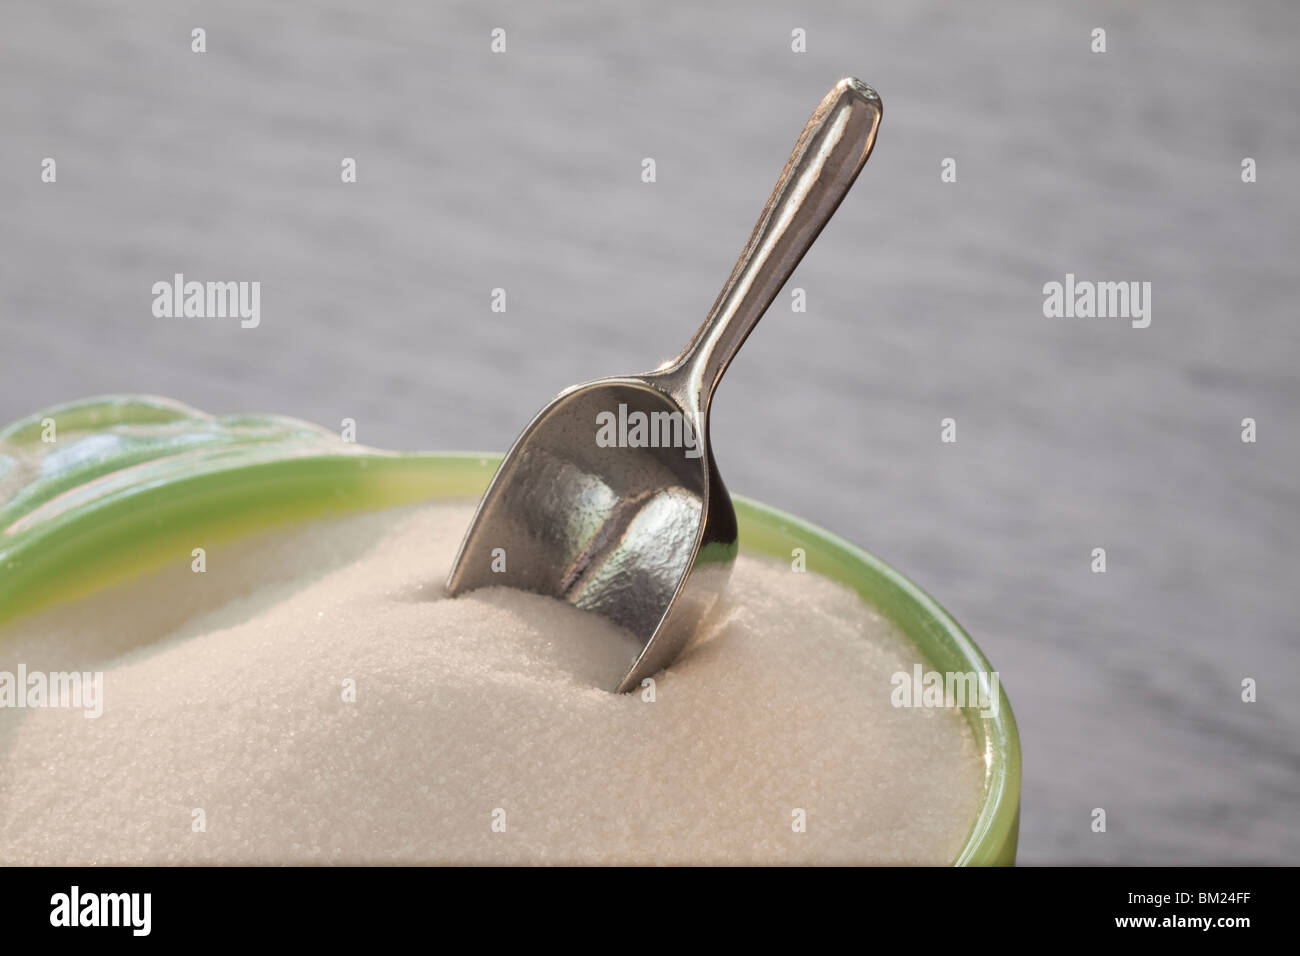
[0,447,1020,865]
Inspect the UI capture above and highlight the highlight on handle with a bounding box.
[665,77,882,405]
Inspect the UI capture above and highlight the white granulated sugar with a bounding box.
[0,502,985,864]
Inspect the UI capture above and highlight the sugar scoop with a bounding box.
[447,78,882,691]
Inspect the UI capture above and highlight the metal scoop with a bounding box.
[447,77,882,691]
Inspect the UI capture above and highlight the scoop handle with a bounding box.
[665,78,882,407]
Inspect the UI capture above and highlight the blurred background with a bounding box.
[1,1,1297,863]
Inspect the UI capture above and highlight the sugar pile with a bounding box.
[0,502,985,864]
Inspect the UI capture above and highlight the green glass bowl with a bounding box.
[0,396,1020,865]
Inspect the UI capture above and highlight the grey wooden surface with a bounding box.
[1,1,1297,863]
